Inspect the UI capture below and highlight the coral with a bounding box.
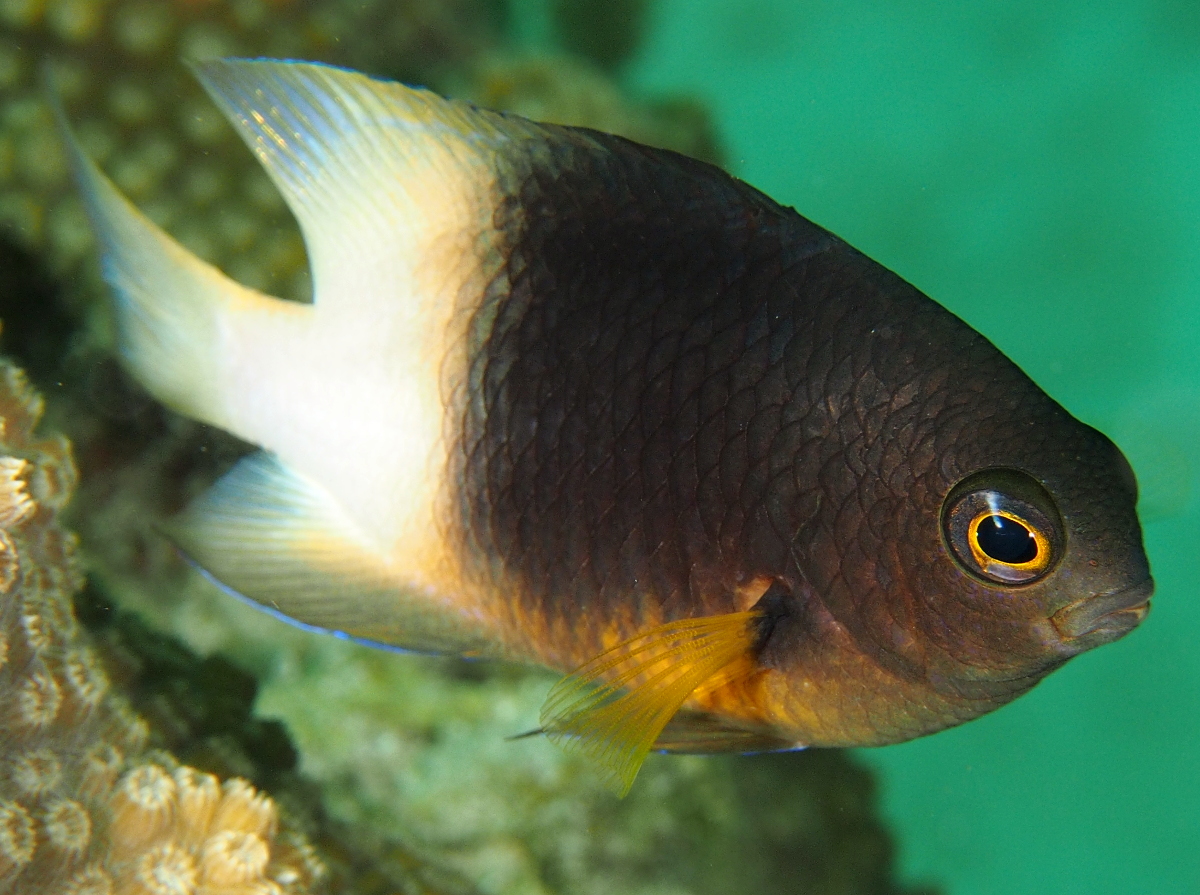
[0,0,714,322]
[3,0,308,304]
[0,0,506,311]
[100,765,320,895]
[74,581,485,895]
[0,355,321,895]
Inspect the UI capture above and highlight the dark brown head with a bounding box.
[754,246,1153,745]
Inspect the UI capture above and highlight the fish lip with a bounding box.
[1051,578,1154,644]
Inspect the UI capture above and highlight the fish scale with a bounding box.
[56,57,1152,796]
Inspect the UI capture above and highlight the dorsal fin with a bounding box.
[190,58,527,312]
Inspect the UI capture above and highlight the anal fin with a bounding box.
[653,709,801,755]
[539,611,761,796]
[167,452,490,656]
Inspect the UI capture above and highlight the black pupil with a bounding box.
[975,515,1037,564]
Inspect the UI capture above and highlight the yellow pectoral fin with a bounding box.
[539,611,760,796]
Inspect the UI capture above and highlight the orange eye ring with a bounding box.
[966,509,1051,582]
[941,469,1064,586]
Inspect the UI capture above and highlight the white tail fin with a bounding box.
[54,60,524,657]
[53,94,308,433]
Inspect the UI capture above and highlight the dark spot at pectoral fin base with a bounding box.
[653,710,801,755]
[539,610,760,796]
[166,451,491,656]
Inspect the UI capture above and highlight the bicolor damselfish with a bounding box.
[58,58,1153,794]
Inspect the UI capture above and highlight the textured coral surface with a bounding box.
[0,0,716,317]
[0,357,321,895]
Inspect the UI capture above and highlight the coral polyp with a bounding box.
[0,355,321,895]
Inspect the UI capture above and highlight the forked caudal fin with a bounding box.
[51,57,523,460]
[50,58,529,660]
[49,80,304,434]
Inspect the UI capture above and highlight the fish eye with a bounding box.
[941,469,1063,585]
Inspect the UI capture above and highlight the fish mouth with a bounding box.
[1051,578,1153,645]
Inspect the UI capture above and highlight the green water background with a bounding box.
[626,2,1199,893]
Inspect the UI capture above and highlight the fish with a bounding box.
[56,58,1153,795]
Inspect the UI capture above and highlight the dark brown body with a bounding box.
[453,127,1151,747]
[72,56,1149,758]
